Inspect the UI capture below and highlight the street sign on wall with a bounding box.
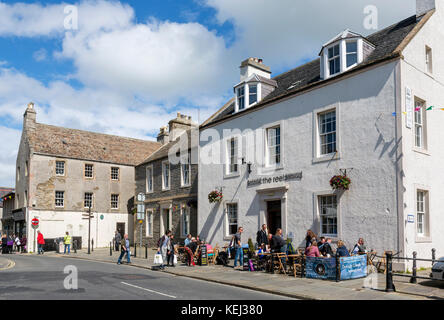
[31,218,39,229]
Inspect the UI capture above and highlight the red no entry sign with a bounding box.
[31,218,39,228]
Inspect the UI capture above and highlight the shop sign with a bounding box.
[247,172,302,187]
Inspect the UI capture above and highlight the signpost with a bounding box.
[82,205,94,254]
[136,193,145,251]
[31,218,39,254]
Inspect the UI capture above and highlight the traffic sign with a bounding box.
[139,220,143,224]
[31,218,39,229]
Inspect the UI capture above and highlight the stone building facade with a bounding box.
[134,114,198,248]
[16,103,160,251]
[0,189,15,235]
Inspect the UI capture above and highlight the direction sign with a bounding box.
[137,193,145,202]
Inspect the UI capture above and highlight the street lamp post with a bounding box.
[136,193,145,252]
[82,204,93,254]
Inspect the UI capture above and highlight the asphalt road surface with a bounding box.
[0,255,294,300]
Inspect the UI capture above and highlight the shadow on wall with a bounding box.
[199,202,225,246]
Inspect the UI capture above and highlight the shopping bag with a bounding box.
[154,253,163,265]
[173,254,178,265]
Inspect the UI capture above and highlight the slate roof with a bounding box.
[28,123,161,166]
[203,13,431,128]
[139,129,198,165]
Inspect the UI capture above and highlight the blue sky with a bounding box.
[0,0,416,186]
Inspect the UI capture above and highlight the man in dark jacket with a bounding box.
[114,231,121,252]
[319,238,335,257]
[270,228,286,253]
[256,224,268,250]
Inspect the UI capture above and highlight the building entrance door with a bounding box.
[116,223,125,238]
[266,200,282,235]
[161,209,170,236]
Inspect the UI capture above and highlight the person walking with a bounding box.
[20,236,27,253]
[37,231,45,254]
[63,232,72,254]
[233,227,244,270]
[114,231,121,252]
[256,224,268,250]
[157,230,171,269]
[1,234,7,254]
[14,234,21,253]
[167,234,176,267]
[117,234,131,264]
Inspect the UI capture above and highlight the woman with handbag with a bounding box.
[167,234,176,267]
[157,230,171,269]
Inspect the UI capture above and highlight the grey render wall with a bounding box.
[198,60,401,253]
[135,155,198,247]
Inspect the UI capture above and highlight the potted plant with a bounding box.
[330,174,351,190]
[208,190,223,203]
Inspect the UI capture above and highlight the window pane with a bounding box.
[227,204,238,235]
[346,53,357,67]
[319,195,337,236]
[249,85,257,105]
[346,42,357,53]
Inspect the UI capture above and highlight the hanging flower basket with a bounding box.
[208,190,223,203]
[330,175,351,190]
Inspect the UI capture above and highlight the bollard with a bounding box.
[410,251,417,284]
[134,245,137,258]
[432,248,436,266]
[91,239,94,252]
[74,240,77,254]
[385,251,396,292]
[300,253,305,278]
[110,242,112,256]
[145,244,148,259]
[335,253,341,282]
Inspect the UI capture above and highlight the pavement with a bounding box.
[0,254,293,300]
[34,247,444,300]
[0,257,14,271]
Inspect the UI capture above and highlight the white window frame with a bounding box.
[146,165,154,193]
[55,161,65,176]
[84,163,94,179]
[248,83,258,106]
[180,205,191,238]
[327,44,340,76]
[111,167,119,181]
[162,161,170,191]
[111,194,119,210]
[425,46,433,74]
[225,202,239,238]
[237,86,245,111]
[413,98,427,152]
[55,191,64,208]
[180,154,191,187]
[146,209,153,238]
[265,125,281,168]
[415,186,431,242]
[313,106,340,163]
[226,137,239,175]
[315,193,339,239]
[345,40,358,68]
[84,192,93,209]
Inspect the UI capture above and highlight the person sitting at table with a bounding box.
[305,230,317,248]
[352,238,367,255]
[336,240,350,257]
[319,238,335,257]
[270,229,286,253]
[184,234,192,247]
[305,239,321,257]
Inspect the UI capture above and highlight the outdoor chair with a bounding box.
[287,253,303,277]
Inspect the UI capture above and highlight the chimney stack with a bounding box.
[157,126,169,145]
[23,102,36,130]
[168,112,198,142]
[240,57,271,81]
[417,0,436,17]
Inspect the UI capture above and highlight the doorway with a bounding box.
[116,223,125,238]
[266,200,282,235]
[160,209,171,236]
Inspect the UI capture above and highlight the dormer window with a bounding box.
[328,44,340,76]
[346,41,358,67]
[320,30,375,80]
[249,84,257,105]
[237,87,245,110]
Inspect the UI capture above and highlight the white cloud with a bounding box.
[33,48,47,62]
[205,0,416,69]
[0,126,21,187]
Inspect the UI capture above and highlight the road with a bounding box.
[0,255,294,300]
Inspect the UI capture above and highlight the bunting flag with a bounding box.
[392,112,408,116]
[427,106,434,111]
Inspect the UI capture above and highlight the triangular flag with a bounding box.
[426,106,434,111]
[415,107,421,112]
[392,112,396,116]
[441,108,444,111]
[403,112,407,115]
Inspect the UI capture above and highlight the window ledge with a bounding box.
[180,185,191,189]
[223,236,234,242]
[224,172,240,179]
[412,147,430,156]
[313,152,340,164]
[415,236,432,243]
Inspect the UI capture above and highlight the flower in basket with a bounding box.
[329,175,351,190]
[208,190,223,203]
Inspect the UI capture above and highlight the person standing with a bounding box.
[63,232,72,254]
[184,234,192,247]
[114,231,121,252]
[1,234,7,254]
[37,231,45,255]
[117,234,131,264]
[233,227,244,270]
[167,234,176,267]
[305,230,317,248]
[14,235,21,253]
[256,224,268,250]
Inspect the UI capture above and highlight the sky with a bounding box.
[0,0,417,187]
